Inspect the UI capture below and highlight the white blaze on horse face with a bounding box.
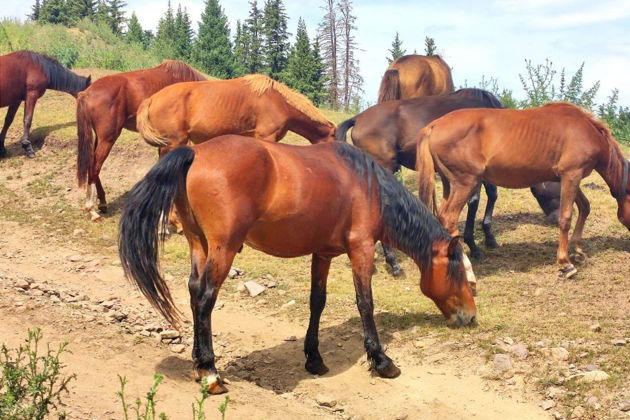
[462,253,477,286]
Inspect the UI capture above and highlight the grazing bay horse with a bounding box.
[118,136,476,394]
[0,50,90,157]
[76,60,206,220]
[135,74,336,154]
[377,55,454,103]
[417,102,630,279]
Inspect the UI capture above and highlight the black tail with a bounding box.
[118,147,195,326]
[335,118,356,142]
[377,69,401,103]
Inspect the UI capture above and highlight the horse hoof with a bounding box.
[470,249,483,261]
[198,373,228,395]
[558,264,578,279]
[26,151,36,158]
[98,204,108,214]
[305,359,329,376]
[89,210,102,222]
[485,238,499,249]
[375,360,401,378]
[391,267,404,278]
[570,252,587,265]
[0,147,7,158]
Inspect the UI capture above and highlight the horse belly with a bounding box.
[483,165,558,188]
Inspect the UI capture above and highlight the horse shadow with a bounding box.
[471,234,629,277]
[154,311,449,393]
[1,121,75,157]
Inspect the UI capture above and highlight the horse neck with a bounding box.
[598,144,629,199]
[286,107,331,143]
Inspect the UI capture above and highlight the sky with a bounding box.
[4,0,630,106]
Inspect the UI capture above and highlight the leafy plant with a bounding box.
[0,328,76,420]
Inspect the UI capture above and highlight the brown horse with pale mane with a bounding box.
[76,60,206,220]
[377,55,454,103]
[135,74,336,154]
[416,102,630,279]
[118,136,476,394]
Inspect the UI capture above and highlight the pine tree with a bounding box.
[283,18,326,103]
[262,0,289,79]
[244,0,264,73]
[66,0,95,23]
[174,5,193,60]
[143,30,154,48]
[318,0,339,109]
[39,0,69,25]
[125,12,145,47]
[94,0,110,26]
[310,39,328,105]
[338,0,363,111]
[424,36,436,56]
[105,0,127,34]
[387,32,405,63]
[29,0,42,21]
[233,20,248,76]
[153,1,178,59]
[192,0,234,78]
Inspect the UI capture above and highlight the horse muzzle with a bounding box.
[447,310,477,328]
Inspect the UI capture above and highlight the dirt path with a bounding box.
[0,219,549,419]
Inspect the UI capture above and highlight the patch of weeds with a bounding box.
[0,328,76,420]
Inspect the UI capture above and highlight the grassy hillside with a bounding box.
[0,19,158,70]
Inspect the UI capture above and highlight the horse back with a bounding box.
[0,52,47,106]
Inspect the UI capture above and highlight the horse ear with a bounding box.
[447,236,461,257]
[86,75,92,87]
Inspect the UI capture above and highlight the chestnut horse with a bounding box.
[135,74,336,155]
[377,55,454,103]
[0,50,90,157]
[76,60,206,220]
[417,102,630,279]
[336,88,561,260]
[118,136,476,394]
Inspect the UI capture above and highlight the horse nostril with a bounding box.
[470,315,477,325]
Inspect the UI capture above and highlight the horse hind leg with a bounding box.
[556,173,582,279]
[481,182,499,249]
[304,253,331,375]
[21,91,41,158]
[569,187,590,265]
[381,243,404,277]
[0,102,20,156]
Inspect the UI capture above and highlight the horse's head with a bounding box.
[314,123,336,143]
[421,237,477,328]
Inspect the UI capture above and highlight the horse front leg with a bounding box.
[481,182,499,248]
[557,173,581,279]
[189,247,236,394]
[21,91,41,158]
[569,187,590,265]
[348,241,400,378]
[304,253,331,375]
[464,183,483,260]
[0,102,20,157]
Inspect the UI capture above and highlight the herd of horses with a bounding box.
[1,50,628,394]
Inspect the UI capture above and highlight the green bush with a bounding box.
[0,328,76,420]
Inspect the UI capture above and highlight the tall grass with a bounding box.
[0,18,158,70]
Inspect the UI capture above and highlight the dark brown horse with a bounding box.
[0,50,90,157]
[417,103,630,279]
[136,74,336,155]
[118,137,476,394]
[337,88,561,262]
[76,60,206,220]
[377,55,454,103]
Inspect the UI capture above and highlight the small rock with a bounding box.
[534,288,544,296]
[546,386,566,399]
[509,343,529,359]
[541,399,556,410]
[228,267,243,279]
[578,370,609,383]
[284,336,297,342]
[550,347,569,362]
[170,344,186,354]
[612,339,626,346]
[571,406,585,418]
[618,400,630,412]
[107,311,127,322]
[244,280,265,297]
[281,300,296,309]
[14,279,30,290]
[589,323,601,332]
[492,353,512,372]
[586,396,600,410]
[159,330,181,340]
[236,282,246,293]
[315,393,337,408]
[69,254,83,262]
[266,280,278,288]
[277,289,287,296]
[584,364,598,372]
[73,229,85,236]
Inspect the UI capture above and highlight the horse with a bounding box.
[377,55,454,103]
[336,88,561,261]
[118,136,476,394]
[0,50,90,158]
[416,102,630,279]
[75,60,206,220]
[135,74,336,156]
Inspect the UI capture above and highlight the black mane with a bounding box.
[333,142,465,283]
[15,50,89,94]
[451,88,503,109]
